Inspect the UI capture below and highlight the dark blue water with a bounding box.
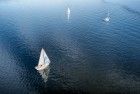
[0,0,140,94]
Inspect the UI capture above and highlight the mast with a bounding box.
[107,9,109,17]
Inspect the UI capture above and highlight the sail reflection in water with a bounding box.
[38,66,50,83]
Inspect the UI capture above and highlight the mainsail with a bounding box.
[67,8,70,14]
[38,48,50,66]
[67,7,71,20]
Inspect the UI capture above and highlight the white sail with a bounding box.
[35,48,50,70]
[38,48,50,66]
[67,7,71,20]
[67,8,70,14]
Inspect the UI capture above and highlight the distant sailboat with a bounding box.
[35,48,50,70]
[104,10,110,22]
[67,7,70,14]
[67,7,71,20]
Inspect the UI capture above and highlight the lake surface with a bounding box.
[0,0,140,94]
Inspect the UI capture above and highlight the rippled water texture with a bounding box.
[0,0,140,94]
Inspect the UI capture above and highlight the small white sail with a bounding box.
[35,48,50,70]
[38,48,50,66]
[67,7,71,20]
[67,8,70,15]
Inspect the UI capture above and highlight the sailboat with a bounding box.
[67,7,70,15]
[67,7,71,20]
[35,48,50,70]
[104,10,110,22]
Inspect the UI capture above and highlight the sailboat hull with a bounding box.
[104,17,110,22]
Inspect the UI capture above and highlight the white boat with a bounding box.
[104,10,110,22]
[35,48,50,70]
[67,7,70,15]
[67,7,71,20]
